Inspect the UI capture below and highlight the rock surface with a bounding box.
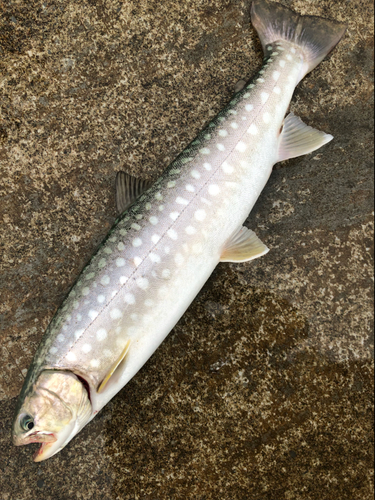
[0,0,373,499]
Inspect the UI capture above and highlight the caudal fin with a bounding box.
[251,0,346,80]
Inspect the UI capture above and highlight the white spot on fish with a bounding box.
[218,129,228,137]
[50,347,58,354]
[271,52,278,56]
[151,234,160,244]
[291,47,296,54]
[236,141,247,153]
[74,329,85,339]
[170,212,179,221]
[134,257,142,267]
[164,246,170,254]
[185,226,196,235]
[131,223,141,231]
[257,78,265,83]
[181,157,193,164]
[261,92,269,104]
[145,299,154,307]
[110,308,122,320]
[97,329,107,341]
[103,349,112,357]
[149,253,161,263]
[287,54,293,61]
[97,294,105,304]
[120,229,127,236]
[228,110,237,115]
[124,293,135,304]
[119,276,127,285]
[155,192,163,201]
[243,92,251,98]
[145,202,152,210]
[200,147,210,155]
[195,209,206,221]
[158,205,164,212]
[103,248,113,255]
[263,112,271,124]
[57,334,65,342]
[101,275,110,285]
[116,258,126,267]
[149,216,158,225]
[66,352,77,362]
[222,162,234,174]
[217,143,225,151]
[279,60,286,67]
[137,277,149,290]
[82,287,90,296]
[208,184,220,196]
[90,359,100,368]
[82,344,92,354]
[118,242,125,251]
[176,196,189,205]
[248,123,258,135]
[167,181,176,188]
[88,310,99,321]
[230,122,239,129]
[167,229,178,240]
[85,272,95,280]
[245,104,254,111]
[203,163,212,171]
[191,170,201,179]
[133,238,142,247]
[273,71,280,81]
[186,184,195,192]
[273,86,281,94]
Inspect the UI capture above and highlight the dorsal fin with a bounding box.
[115,171,153,214]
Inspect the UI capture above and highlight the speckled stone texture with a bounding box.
[0,0,373,498]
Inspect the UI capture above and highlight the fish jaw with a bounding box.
[32,419,80,462]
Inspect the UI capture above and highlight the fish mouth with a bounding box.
[33,441,56,462]
[13,431,57,447]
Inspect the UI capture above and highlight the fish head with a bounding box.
[12,370,92,461]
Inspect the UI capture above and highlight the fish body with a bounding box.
[13,0,346,461]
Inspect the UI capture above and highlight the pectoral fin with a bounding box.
[220,226,269,263]
[97,340,131,394]
[278,112,333,162]
[115,171,153,214]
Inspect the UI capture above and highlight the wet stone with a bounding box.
[0,0,373,499]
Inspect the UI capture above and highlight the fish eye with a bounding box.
[20,415,34,432]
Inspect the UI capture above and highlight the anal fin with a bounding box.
[278,113,333,162]
[116,171,153,215]
[97,339,131,394]
[220,226,269,263]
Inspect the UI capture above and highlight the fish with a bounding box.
[12,0,346,461]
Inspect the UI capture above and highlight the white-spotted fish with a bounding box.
[12,0,346,461]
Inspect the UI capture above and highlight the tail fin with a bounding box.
[251,0,346,80]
